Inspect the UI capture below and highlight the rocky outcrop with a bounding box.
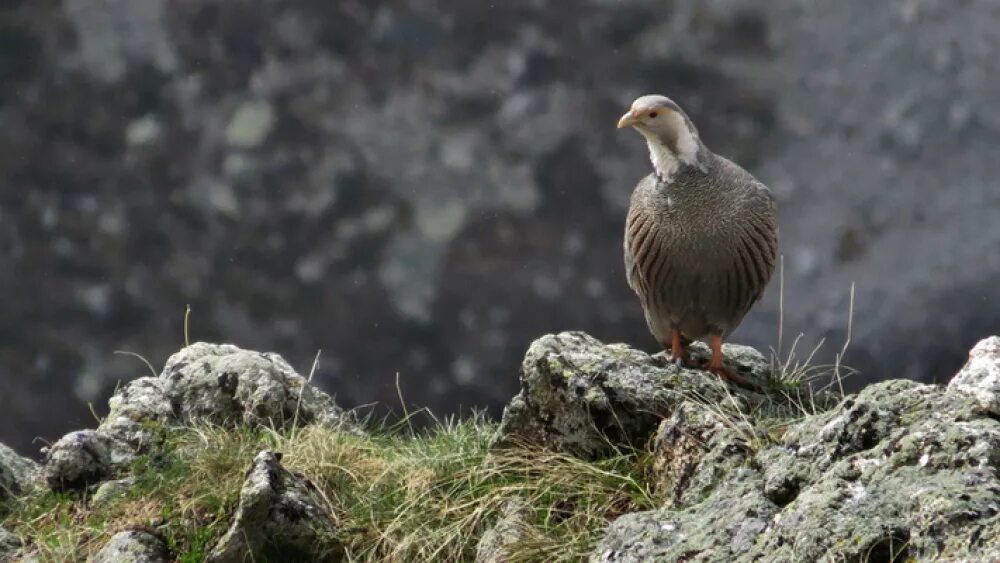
[496,331,774,459]
[206,450,340,563]
[4,333,1000,562]
[592,336,1000,562]
[44,342,359,490]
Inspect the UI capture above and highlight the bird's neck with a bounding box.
[644,131,703,183]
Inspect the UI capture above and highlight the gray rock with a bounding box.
[91,529,169,563]
[102,377,173,450]
[495,332,771,459]
[475,498,533,563]
[948,336,1000,415]
[0,443,38,501]
[649,401,756,508]
[91,477,136,506]
[596,467,777,563]
[0,527,22,560]
[206,450,340,563]
[594,368,1000,561]
[43,342,360,491]
[160,342,359,432]
[43,430,132,491]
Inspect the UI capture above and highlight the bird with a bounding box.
[616,94,777,388]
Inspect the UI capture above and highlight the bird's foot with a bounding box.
[669,330,693,369]
[708,364,762,392]
[706,335,761,391]
[670,350,693,369]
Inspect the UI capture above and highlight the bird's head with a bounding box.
[617,95,703,178]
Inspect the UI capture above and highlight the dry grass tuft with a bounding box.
[2,415,654,562]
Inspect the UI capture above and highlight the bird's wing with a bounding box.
[731,180,779,318]
[623,176,664,301]
[623,207,648,298]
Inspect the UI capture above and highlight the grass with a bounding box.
[0,274,859,562]
[760,259,857,432]
[673,261,858,452]
[1,415,656,562]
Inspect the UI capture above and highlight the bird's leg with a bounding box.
[670,329,691,368]
[707,335,759,390]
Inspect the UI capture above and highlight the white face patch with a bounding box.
[636,110,700,181]
[645,137,682,180]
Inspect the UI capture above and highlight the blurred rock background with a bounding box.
[1,0,998,455]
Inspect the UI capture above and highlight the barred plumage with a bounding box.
[625,160,776,341]
[618,94,777,387]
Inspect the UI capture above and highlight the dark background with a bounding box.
[1,0,998,456]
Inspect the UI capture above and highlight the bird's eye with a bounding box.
[648,111,658,118]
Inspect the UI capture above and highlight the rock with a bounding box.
[91,477,136,506]
[649,401,756,508]
[160,342,358,432]
[91,529,169,563]
[495,332,771,459]
[948,336,1000,415]
[475,498,533,563]
[594,374,1000,561]
[43,430,132,491]
[101,376,174,450]
[0,443,39,501]
[206,450,340,563]
[43,342,360,491]
[0,527,22,560]
[596,467,777,563]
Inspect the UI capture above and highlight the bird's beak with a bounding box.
[617,110,639,129]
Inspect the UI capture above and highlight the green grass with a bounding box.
[2,269,856,562]
[0,371,850,561]
[2,415,658,562]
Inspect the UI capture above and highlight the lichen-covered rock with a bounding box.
[91,477,137,506]
[160,342,358,432]
[206,450,340,563]
[948,336,1000,415]
[597,467,777,563]
[91,530,169,563]
[0,527,22,560]
[0,443,38,502]
[495,332,770,458]
[594,373,1000,562]
[475,498,533,563]
[43,430,133,491]
[650,401,755,508]
[102,377,174,450]
[43,342,361,491]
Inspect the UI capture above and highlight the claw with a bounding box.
[709,335,762,392]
